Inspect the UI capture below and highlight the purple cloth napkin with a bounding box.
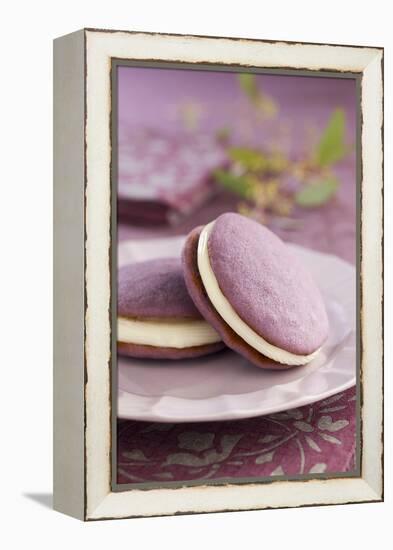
[118,129,226,225]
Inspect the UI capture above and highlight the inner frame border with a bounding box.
[109,59,362,493]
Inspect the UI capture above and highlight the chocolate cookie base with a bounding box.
[118,340,225,360]
[182,226,297,370]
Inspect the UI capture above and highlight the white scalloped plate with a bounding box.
[118,237,356,422]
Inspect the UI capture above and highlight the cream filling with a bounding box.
[118,316,221,349]
[197,221,321,365]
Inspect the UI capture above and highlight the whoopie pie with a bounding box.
[182,213,329,369]
[118,258,224,360]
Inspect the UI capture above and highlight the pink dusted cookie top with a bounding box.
[207,213,329,354]
[118,258,201,319]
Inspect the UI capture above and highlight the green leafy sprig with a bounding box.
[214,103,350,221]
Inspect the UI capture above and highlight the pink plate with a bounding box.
[118,237,356,422]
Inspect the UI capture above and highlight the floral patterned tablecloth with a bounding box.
[117,386,356,484]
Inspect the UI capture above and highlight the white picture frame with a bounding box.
[53,28,383,521]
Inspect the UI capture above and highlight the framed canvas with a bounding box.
[53,28,383,521]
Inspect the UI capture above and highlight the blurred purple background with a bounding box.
[118,68,356,143]
[117,66,357,263]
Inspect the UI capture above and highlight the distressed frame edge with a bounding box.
[359,47,384,500]
[83,26,384,53]
[53,29,86,520]
[87,478,381,520]
[81,30,383,520]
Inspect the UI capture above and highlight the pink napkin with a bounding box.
[118,129,227,225]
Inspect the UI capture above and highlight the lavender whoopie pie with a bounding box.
[182,213,329,369]
[117,258,224,360]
